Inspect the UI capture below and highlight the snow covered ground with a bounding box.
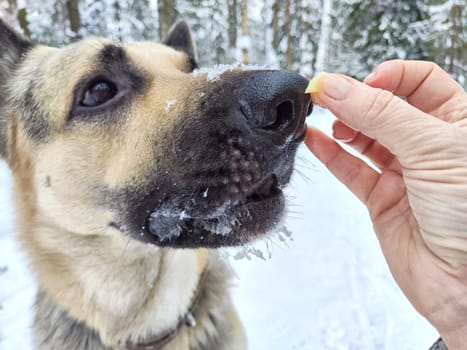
[0,108,437,349]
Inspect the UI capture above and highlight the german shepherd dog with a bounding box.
[0,18,311,350]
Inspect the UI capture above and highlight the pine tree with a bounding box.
[130,0,158,41]
[3,0,463,86]
[177,0,231,66]
[25,0,69,45]
[339,0,431,78]
[294,0,322,77]
[426,0,466,86]
[80,0,158,43]
[261,0,321,75]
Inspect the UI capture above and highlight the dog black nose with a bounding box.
[237,71,312,145]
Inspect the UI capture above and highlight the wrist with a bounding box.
[428,293,467,349]
[439,326,467,350]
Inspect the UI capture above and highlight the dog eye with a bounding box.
[81,81,117,107]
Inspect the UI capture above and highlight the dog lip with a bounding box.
[143,174,284,246]
[292,123,307,142]
[244,174,280,203]
[143,190,284,248]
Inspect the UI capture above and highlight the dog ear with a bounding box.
[164,21,198,64]
[0,19,32,85]
[0,19,33,159]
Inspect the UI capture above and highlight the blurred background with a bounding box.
[0,1,465,349]
[0,0,465,85]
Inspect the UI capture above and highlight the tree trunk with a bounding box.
[228,0,237,49]
[113,1,123,42]
[17,8,31,37]
[240,0,250,64]
[132,0,153,40]
[284,0,293,69]
[447,3,462,74]
[271,0,280,51]
[315,0,333,72]
[158,0,179,39]
[66,0,81,41]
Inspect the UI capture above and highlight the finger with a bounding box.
[305,126,380,204]
[364,60,465,119]
[332,121,400,172]
[309,73,446,162]
[331,119,358,142]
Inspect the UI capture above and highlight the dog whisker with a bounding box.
[0,16,312,349]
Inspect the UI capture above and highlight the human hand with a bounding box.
[304,60,467,349]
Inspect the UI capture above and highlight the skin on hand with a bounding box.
[305,60,467,349]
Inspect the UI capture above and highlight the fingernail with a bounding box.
[332,122,357,142]
[364,70,378,84]
[321,74,352,100]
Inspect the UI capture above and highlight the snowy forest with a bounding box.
[0,2,465,349]
[0,0,465,86]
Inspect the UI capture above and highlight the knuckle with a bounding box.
[363,88,395,122]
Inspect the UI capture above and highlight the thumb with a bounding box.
[308,73,446,162]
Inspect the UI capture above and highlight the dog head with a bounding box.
[0,20,311,249]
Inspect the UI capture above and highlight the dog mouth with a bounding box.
[124,69,311,249]
[244,174,280,203]
[144,173,284,248]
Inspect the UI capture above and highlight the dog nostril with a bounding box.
[264,100,294,131]
[306,101,313,116]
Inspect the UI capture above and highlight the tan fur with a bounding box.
[2,34,246,349]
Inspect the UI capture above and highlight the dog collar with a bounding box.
[126,266,210,350]
[429,337,448,350]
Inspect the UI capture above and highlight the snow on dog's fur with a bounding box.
[0,18,310,350]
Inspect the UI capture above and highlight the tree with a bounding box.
[130,0,158,40]
[0,0,463,87]
[79,0,158,43]
[427,0,466,86]
[240,0,250,64]
[158,0,178,40]
[227,0,238,58]
[315,0,333,73]
[294,0,322,76]
[271,0,280,52]
[339,0,431,79]
[66,0,81,41]
[177,0,231,65]
[283,0,293,69]
[24,0,69,46]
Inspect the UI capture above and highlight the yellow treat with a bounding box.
[305,72,326,94]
